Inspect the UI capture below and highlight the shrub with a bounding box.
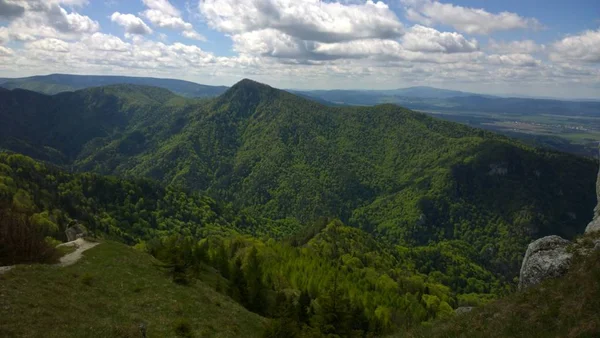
[0,208,61,265]
[173,318,193,338]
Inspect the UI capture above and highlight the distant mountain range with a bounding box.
[0,74,228,98]
[2,74,599,116]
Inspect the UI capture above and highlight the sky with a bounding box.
[0,0,599,98]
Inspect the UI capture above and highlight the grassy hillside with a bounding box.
[0,74,228,97]
[0,241,266,338]
[409,242,600,338]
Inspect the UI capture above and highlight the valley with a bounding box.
[0,78,598,336]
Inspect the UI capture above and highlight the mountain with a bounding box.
[0,79,598,336]
[382,86,477,98]
[0,80,595,279]
[0,73,228,98]
[297,88,600,116]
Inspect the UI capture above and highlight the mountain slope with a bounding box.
[0,80,596,280]
[0,73,228,98]
[0,241,267,338]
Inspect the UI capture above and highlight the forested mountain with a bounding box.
[0,152,500,335]
[0,80,596,282]
[0,74,228,97]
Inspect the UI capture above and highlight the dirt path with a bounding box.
[0,266,14,274]
[57,238,100,267]
[0,238,100,274]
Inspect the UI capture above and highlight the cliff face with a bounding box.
[585,159,600,234]
[519,154,600,289]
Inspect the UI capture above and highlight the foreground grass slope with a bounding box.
[0,241,266,338]
[409,247,600,338]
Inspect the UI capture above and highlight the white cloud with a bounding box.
[199,0,404,43]
[0,0,99,42]
[0,27,8,44]
[0,45,14,56]
[81,32,130,52]
[141,0,205,41]
[487,39,543,54]
[402,0,541,35]
[111,12,153,35]
[26,38,70,52]
[402,25,478,53]
[550,29,600,63]
[488,53,540,67]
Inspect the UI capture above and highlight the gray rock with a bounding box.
[585,218,600,234]
[455,307,474,315]
[586,148,600,234]
[65,221,87,242]
[518,235,572,290]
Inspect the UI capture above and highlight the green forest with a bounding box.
[0,80,597,336]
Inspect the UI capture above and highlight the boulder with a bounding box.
[585,218,600,234]
[65,221,87,242]
[518,235,572,290]
[455,307,474,315]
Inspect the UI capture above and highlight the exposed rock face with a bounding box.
[455,307,474,315]
[518,235,572,290]
[65,221,87,242]
[586,149,600,234]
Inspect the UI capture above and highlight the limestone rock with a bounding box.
[65,221,87,242]
[586,151,600,234]
[518,235,572,290]
[455,307,474,315]
[585,218,600,234]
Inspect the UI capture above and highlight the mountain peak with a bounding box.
[231,78,273,91]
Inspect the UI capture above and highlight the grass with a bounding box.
[0,241,267,338]
[406,248,600,338]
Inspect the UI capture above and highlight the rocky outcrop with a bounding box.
[518,236,572,290]
[455,307,474,315]
[65,221,87,242]
[519,149,600,289]
[586,150,600,234]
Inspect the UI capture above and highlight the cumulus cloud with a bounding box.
[0,0,99,42]
[81,32,130,52]
[0,0,25,19]
[0,27,8,44]
[111,12,153,35]
[199,0,404,43]
[232,29,338,62]
[550,29,600,63]
[402,0,541,35]
[402,25,478,53]
[487,39,543,54]
[488,53,540,67]
[0,45,13,56]
[26,38,70,52]
[141,0,205,41]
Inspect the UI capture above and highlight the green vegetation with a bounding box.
[0,80,595,281]
[0,79,598,336]
[408,240,600,338]
[0,241,266,338]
